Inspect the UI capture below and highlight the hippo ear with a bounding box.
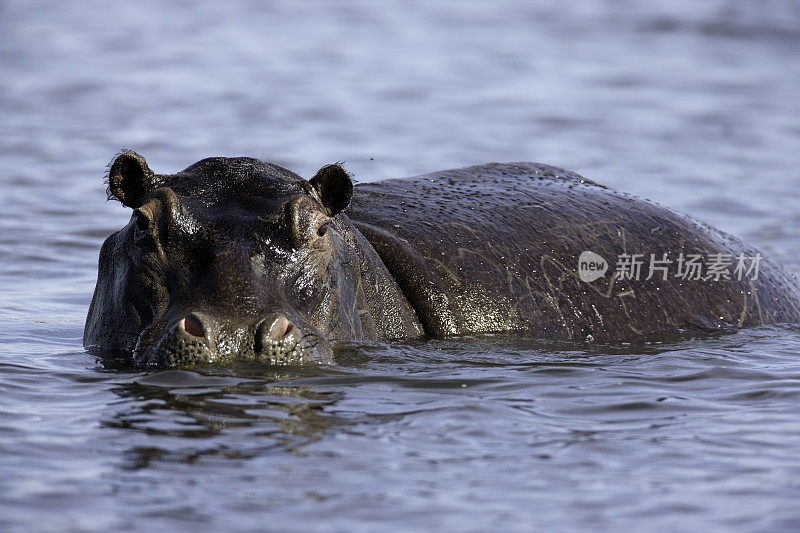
[107,151,156,208]
[309,164,353,216]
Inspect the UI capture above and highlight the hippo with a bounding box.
[84,152,800,367]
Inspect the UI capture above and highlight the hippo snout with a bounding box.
[133,311,326,368]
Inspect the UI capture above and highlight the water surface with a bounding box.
[2,1,800,531]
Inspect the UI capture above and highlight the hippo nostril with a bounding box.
[266,315,292,340]
[254,314,301,360]
[179,313,206,338]
[255,314,295,355]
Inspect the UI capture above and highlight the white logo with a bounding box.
[576,251,761,282]
[578,251,608,283]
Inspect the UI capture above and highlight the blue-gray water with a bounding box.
[2,1,800,531]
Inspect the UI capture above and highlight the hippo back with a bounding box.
[346,162,800,342]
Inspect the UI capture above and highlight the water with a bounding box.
[2,1,800,531]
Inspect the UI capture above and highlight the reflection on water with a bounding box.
[104,370,340,468]
[2,0,800,531]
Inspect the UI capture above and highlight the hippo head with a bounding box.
[84,151,364,367]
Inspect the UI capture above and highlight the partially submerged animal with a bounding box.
[84,152,800,367]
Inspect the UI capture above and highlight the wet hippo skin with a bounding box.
[84,152,800,367]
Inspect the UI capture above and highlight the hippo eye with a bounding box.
[289,196,333,245]
[135,211,149,231]
[132,209,153,246]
